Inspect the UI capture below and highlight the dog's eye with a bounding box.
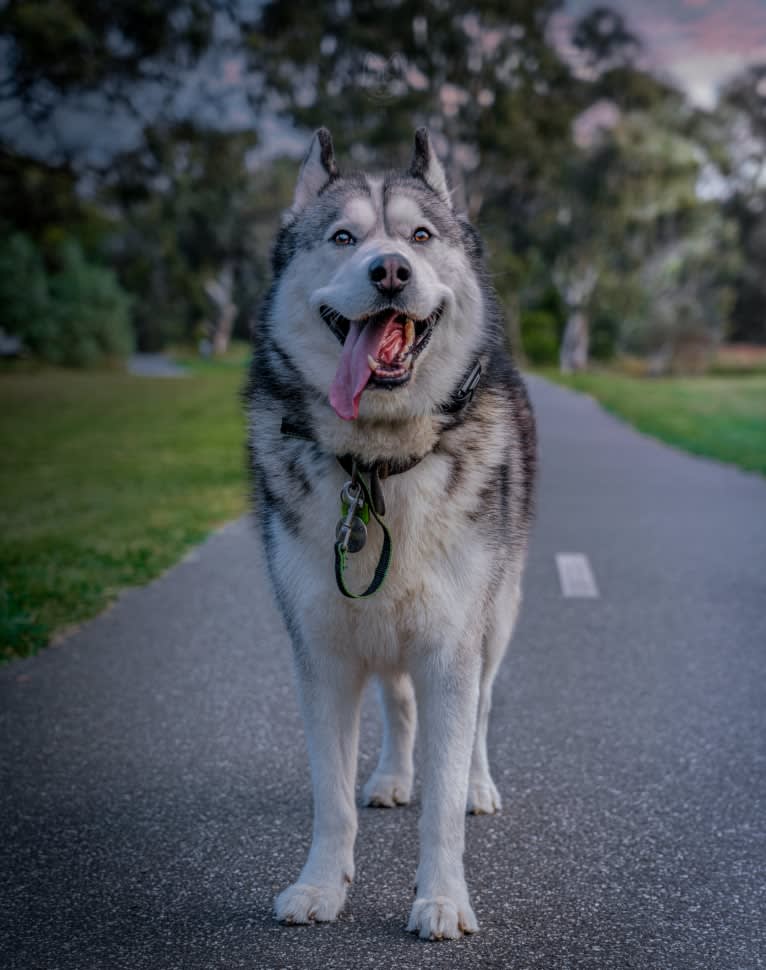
[331,230,355,246]
[412,227,431,243]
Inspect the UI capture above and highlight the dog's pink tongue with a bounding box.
[329,320,383,420]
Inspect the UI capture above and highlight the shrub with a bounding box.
[0,232,55,352]
[521,309,559,365]
[47,240,133,366]
[0,234,133,366]
[590,312,619,360]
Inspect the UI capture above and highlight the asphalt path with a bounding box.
[2,376,765,970]
[127,354,188,378]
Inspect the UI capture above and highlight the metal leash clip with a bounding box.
[335,480,368,553]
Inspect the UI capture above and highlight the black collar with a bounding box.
[439,359,482,414]
[280,358,482,493]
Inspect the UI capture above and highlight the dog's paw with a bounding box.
[363,771,412,808]
[467,775,502,815]
[274,882,346,924]
[407,895,479,940]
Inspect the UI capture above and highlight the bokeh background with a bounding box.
[2,0,765,661]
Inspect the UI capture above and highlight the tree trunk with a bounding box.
[554,265,597,374]
[212,303,235,356]
[204,265,237,356]
[559,310,589,373]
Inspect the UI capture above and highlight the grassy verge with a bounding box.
[1,345,249,663]
[539,369,766,476]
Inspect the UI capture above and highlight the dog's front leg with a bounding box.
[408,648,481,940]
[275,653,364,924]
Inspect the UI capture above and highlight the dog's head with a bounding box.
[269,128,485,421]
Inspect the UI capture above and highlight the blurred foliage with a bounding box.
[717,64,766,346]
[1,1,766,370]
[589,313,619,362]
[46,238,133,366]
[571,6,641,73]
[585,112,739,371]
[103,123,264,349]
[253,0,576,208]
[0,0,218,133]
[0,233,133,365]
[0,233,50,345]
[520,310,559,365]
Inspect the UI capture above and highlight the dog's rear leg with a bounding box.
[407,648,481,940]
[363,672,416,807]
[467,572,522,815]
[275,654,364,925]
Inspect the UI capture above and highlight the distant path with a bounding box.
[128,353,188,377]
[1,376,765,970]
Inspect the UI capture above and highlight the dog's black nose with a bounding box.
[369,253,411,294]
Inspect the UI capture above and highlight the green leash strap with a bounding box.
[334,471,392,599]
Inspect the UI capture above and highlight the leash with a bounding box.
[279,358,482,598]
[333,463,392,599]
[275,432,395,598]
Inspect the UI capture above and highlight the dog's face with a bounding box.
[269,128,484,421]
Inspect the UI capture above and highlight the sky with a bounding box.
[559,0,766,107]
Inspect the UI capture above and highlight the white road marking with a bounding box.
[556,553,599,598]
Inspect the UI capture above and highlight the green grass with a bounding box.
[540,369,766,476]
[1,346,250,662]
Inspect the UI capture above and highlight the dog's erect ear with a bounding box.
[292,127,339,212]
[409,128,451,208]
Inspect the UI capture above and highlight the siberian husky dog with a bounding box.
[246,127,536,940]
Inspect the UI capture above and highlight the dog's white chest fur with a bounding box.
[267,443,494,668]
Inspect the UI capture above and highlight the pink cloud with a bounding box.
[560,0,766,105]
[688,2,766,57]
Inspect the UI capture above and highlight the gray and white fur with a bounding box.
[245,127,536,940]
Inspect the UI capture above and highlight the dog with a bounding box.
[246,127,536,940]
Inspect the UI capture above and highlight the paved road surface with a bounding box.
[2,377,765,970]
[127,354,188,378]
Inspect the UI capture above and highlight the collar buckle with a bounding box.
[445,360,482,412]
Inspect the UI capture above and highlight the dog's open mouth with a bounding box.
[321,304,443,420]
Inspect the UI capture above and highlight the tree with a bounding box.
[103,123,263,350]
[550,106,740,372]
[715,64,766,344]
[0,1,249,357]
[0,232,133,365]
[0,1,219,158]
[571,5,641,74]
[251,0,576,212]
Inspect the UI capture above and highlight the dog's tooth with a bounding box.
[404,318,415,349]
[367,354,379,371]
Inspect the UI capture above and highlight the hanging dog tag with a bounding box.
[332,468,393,599]
[335,515,367,553]
[336,479,368,554]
